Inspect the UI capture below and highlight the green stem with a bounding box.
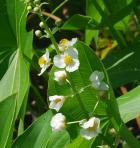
[38,14,60,54]
[67,72,89,119]
[51,0,69,15]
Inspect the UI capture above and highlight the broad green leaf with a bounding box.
[85,0,103,45]
[103,41,140,88]
[0,94,16,148]
[66,136,93,148]
[117,85,140,123]
[62,14,99,30]
[13,111,70,148]
[0,50,29,115]
[0,0,33,79]
[46,131,70,148]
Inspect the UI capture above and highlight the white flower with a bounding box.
[80,117,100,140]
[38,49,51,76]
[59,38,77,52]
[54,70,67,85]
[49,95,65,112]
[50,113,66,131]
[89,71,109,91]
[53,48,80,72]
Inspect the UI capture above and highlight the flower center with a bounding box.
[55,98,62,104]
[58,74,67,81]
[64,55,73,65]
[38,56,46,65]
[87,122,98,132]
[59,39,69,46]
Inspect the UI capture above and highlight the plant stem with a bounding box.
[38,14,60,54]
[46,0,69,22]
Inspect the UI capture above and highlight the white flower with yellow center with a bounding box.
[54,70,67,85]
[38,49,51,76]
[89,71,109,91]
[80,117,100,140]
[50,113,66,131]
[53,48,80,72]
[49,95,65,112]
[59,38,77,52]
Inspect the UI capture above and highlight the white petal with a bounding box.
[90,71,104,82]
[66,59,80,72]
[53,55,66,68]
[38,66,47,76]
[80,129,93,140]
[91,81,101,89]
[64,48,78,58]
[99,82,109,91]
[49,101,62,112]
[50,113,66,131]
[45,48,50,59]
[68,38,77,46]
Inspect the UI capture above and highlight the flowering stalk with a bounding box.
[38,13,60,54]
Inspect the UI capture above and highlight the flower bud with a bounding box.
[33,6,40,12]
[35,30,42,37]
[50,113,66,131]
[27,5,32,11]
[39,22,44,28]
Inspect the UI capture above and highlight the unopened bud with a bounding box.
[33,6,40,12]
[39,22,44,28]
[35,30,42,37]
[27,5,32,11]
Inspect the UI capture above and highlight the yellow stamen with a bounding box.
[59,38,69,46]
[55,98,62,104]
[38,56,46,65]
[64,55,73,65]
[58,74,67,82]
[87,122,98,132]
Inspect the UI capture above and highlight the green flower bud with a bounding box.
[27,5,32,11]
[33,6,40,12]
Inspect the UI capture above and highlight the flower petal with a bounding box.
[90,71,104,82]
[53,55,66,68]
[68,38,77,46]
[99,82,109,91]
[38,66,47,76]
[66,59,80,72]
[65,48,78,58]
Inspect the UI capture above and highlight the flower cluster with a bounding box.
[37,37,109,140]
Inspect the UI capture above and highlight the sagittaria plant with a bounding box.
[0,0,140,148]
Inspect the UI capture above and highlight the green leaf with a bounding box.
[103,41,140,88]
[0,94,16,148]
[117,85,140,123]
[61,14,99,30]
[66,136,93,148]
[13,111,70,148]
[46,131,70,148]
[85,0,103,45]
[0,50,29,115]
